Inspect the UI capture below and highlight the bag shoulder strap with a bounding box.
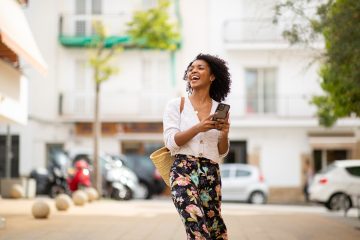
[180,97,185,113]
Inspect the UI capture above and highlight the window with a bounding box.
[235,169,251,177]
[75,0,102,36]
[92,0,102,14]
[141,55,171,88]
[345,167,360,177]
[221,169,231,178]
[245,68,276,114]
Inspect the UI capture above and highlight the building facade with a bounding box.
[1,0,359,202]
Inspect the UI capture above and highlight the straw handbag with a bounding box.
[150,97,184,187]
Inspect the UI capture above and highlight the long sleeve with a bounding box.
[163,98,181,154]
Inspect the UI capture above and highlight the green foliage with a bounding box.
[127,0,180,51]
[275,0,360,127]
[88,21,121,84]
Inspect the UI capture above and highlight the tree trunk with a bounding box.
[93,82,102,196]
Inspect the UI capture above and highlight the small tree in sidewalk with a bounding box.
[88,21,122,196]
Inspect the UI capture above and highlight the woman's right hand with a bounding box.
[196,114,217,133]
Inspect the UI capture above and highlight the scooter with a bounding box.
[30,150,71,198]
[102,157,138,200]
[67,159,92,191]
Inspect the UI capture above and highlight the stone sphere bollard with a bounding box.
[85,188,99,202]
[10,184,24,199]
[72,190,88,206]
[55,194,72,211]
[32,200,50,219]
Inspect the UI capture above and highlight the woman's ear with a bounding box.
[210,74,215,82]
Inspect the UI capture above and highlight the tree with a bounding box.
[88,21,121,195]
[274,0,360,127]
[127,0,180,50]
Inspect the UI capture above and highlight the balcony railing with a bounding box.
[59,91,318,121]
[59,90,178,121]
[223,18,286,44]
[60,13,131,37]
[59,14,131,47]
[227,94,317,118]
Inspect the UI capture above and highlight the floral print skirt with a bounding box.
[170,154,228,240]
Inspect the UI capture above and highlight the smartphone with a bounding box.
[213,103,230,120]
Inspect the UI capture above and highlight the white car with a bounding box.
[309,160,360,211]
[220,164,268,204]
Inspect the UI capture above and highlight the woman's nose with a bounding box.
[190,68,197,74]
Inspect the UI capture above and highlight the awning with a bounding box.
[0,59,21,101]
[0,0,47,75]
[308,136,357,149]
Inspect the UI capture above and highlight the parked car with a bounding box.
[112,154,166,199]
[220,164,268,204]
[309,159,360,211]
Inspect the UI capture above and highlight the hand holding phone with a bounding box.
[212,103,230,121]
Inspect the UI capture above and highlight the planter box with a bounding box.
[0,177,36,198]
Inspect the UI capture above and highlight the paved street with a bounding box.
[0,197,360,240]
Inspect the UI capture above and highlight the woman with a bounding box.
[163,53,231,240]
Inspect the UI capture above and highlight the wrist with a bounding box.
[218,132,229,140]
[193,124,201,134]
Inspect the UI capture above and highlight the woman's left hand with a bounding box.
[215,113,230,136]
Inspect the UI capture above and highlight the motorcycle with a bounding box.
[30,150,70,198]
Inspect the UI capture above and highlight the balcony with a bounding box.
[223,18,324,50]
[59,14,131,48]
[60,91,316,121]
[226,94,318,118]
[59,90,178,122]
[223,18,289,49]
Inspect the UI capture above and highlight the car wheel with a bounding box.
[327,193,352,211]
[249,191,266,204]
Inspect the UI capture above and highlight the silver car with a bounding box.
[220,164,268,204]
[309,160,360,211]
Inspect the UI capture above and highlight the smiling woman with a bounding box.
[163,53,232,240]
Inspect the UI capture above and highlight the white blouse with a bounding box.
[163,97,229,163]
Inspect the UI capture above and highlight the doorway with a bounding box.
[45,143,65,167]
[224,141,247,164]
[313,149,350,173]
[0,135,20,178]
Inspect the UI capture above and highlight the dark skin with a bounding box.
[174,60,230,155]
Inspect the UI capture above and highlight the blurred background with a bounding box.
[1,0,359,204]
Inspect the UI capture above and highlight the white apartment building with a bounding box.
[1,0,359,202]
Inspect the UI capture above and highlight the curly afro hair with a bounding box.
[183,53,231,102]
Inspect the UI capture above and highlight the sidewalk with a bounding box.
[0,197,360,240]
